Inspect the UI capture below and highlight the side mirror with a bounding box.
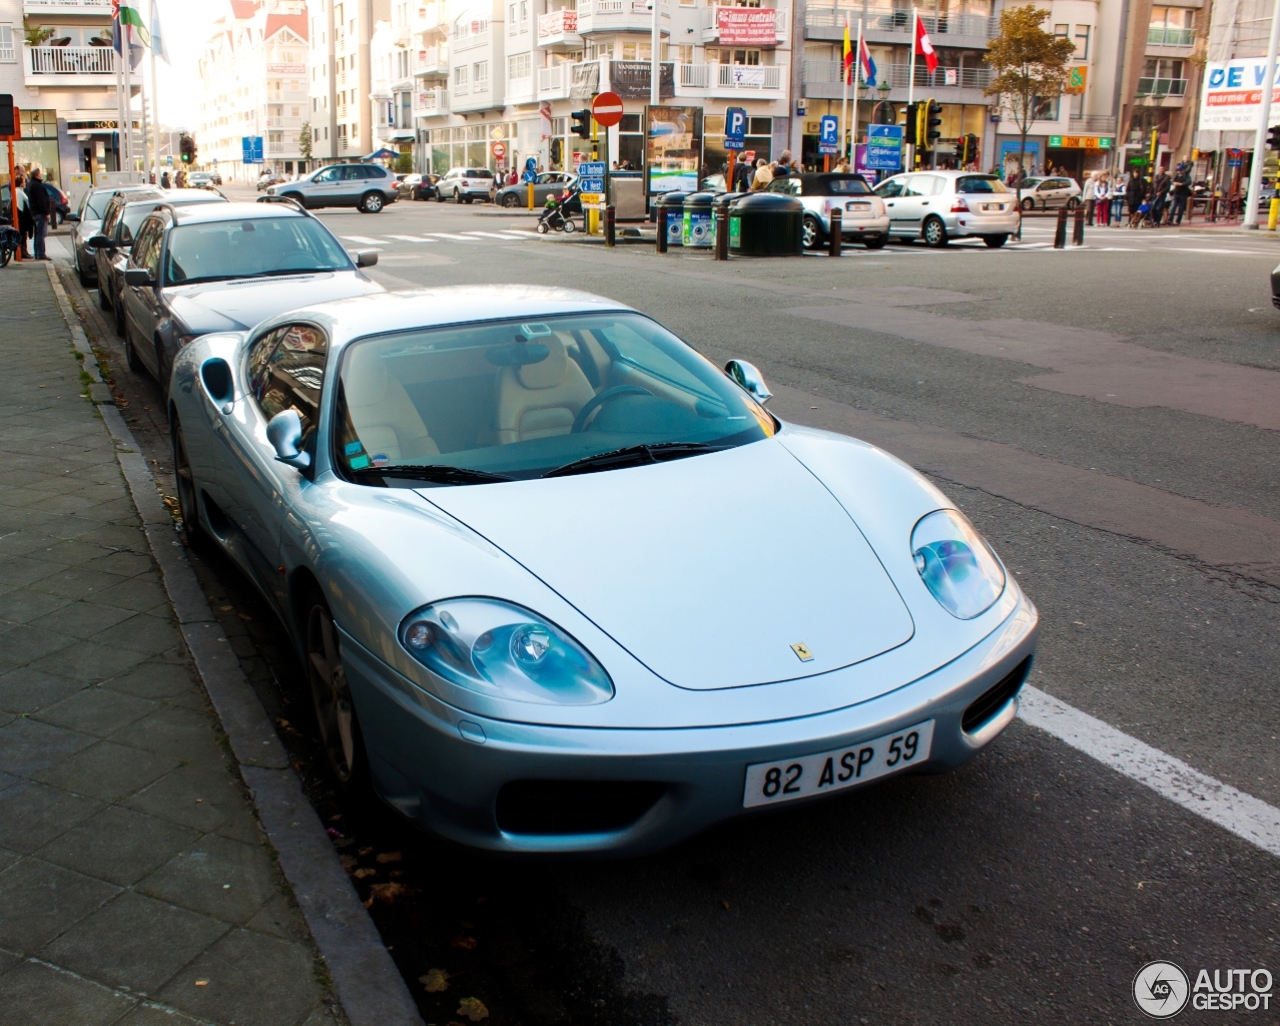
[355,249,378,268]
[123,267,154,287]
[724,360,773,405]
[89,234,113,249]
[266,409,312,471]
[65,212,80,223]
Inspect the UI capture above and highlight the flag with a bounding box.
[914,14,938,73]
[842,23,854,86]
[150,0,170,64]
[859,37,877,87]
[111,0,148,67]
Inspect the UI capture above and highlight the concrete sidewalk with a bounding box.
[0,261,343,1026]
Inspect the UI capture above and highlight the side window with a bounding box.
[130,220,157,266]
[313,167,337,183]
[876,178,904,198]
[102,199,122,235]
[247,324,329,441]
[143,222,165,276]
[902,176,929,197]
[342,166,364,180]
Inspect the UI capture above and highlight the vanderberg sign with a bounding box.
[1199,59,1280,130]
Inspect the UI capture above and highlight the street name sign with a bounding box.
[865,124,903,170]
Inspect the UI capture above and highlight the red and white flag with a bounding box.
[914,14,939,73]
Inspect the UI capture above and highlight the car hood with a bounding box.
[421,439,915,690]
[166,272,383,333]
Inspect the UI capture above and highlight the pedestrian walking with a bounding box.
[1082,172,1099,226]
[732,157,753,192]
[1169,163,1191,225]
[26,167,51,261]
[1093,173,1109,226]
[1124,171,1146,228]
[11,173,31,258]
[160,170,171,189]
[1149,169,1171,226]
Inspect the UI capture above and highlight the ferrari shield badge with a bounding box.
[791,643,814,662]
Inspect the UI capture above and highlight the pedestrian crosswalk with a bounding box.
[342,229,536,247]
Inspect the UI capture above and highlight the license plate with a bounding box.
[742,721,934,808]
[982,203,1001,212]
[846,201,872,212]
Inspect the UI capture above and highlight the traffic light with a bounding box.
[1269,124,1280,151]
[0,94,15,138]
[901,103,918,145]
[959,133,979,165]
[179,133,196,165]
[924,99,943,152]
[570,110,591,139]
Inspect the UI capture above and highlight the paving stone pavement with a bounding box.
[0,261,345,1026]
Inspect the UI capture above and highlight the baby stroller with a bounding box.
[0,214,22,268]
[536,188,582,234]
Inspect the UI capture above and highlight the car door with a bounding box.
[213,322,328,608]
[339,165,369,205]
[897,174,942,235]
[875,176,909,235]
[306,166,344,207]
[123,219,164,375]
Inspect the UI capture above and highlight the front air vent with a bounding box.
[496,780,665,836]
[962,657,1032,734]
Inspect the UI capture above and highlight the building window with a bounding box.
[1139,57,1187,95]
[678,44,693,64]
[1032,95,1060,120]
[509,52,531,79]
[709,47,760,65]
[1148,6,1194,45]
[455,64,469,87]
[509,4,517,34]
[1053,23,1068,40]
[1073,24,1089,59]
[474,61,489,87]
[0,24,14,63]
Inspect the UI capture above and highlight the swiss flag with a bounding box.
[915,16,939,73]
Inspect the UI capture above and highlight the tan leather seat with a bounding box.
[497,336,595,444]
[344,347,439,462]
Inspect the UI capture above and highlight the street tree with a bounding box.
[299,122,313,163]
[984,5,1076,179]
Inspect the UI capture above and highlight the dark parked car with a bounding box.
[1271,261,1280,310]
[494,171,576,208]
[116,200,384,394]
[72,185,162,287]
[91,190,228,334]
[398,173,440,200]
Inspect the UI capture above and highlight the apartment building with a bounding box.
[307,0,391,162]
[197,0,310,182]
[0,0,132,186]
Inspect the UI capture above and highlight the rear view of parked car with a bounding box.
[875,171,1021,248]
[436,167,496,203]
[767,173,889,249]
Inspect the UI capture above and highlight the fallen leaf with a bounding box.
[363,897,374,909]
[354,867,377,879]
[340,855,358,872]
[376,851,403,864]
[276,719,291,728]
[451,935,478,951]
[195,980,209,987]
[238,613,252,621]
[219,605,233,612]
[419,968,450,993]
[368,881,417,904]
[721,900,730,911]
[390,870,406,879]
[358,846,374,857]
[457,997,489,1021]
[328,814,343,823]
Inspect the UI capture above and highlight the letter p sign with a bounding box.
[725,106,747,150]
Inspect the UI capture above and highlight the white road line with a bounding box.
[341,235,384,245]
[494,230,533,239]
[463,230,523,239]
[499,229,538,236]
[425,232,479,241]
[1165,247,1276,256]
[385,234,437,243]
[1019,686,1280,859]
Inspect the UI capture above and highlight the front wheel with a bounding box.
[307,597,368,789]
[1020,197,1034,212]
[282,192,306,208]
[0,246,11,269]
[984,233,1009,248]
[171,419,203,546]
[359,191,384,213]
[536,220,549,234]
[502,193,520,208]
[922,216,949,248]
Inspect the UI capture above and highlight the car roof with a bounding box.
[168,201,308,225]
[123,190,227,212]
[797,172,871,189]
[251,285,636,352]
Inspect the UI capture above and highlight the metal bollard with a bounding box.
[656,207,668,253]
[1053,207,1068,249]
[1072,204,1085,246]
[714,206,729,261]
[605,204,616,247]
[1269,197,1279,232]
[828,207,842,257]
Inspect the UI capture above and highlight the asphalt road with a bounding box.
[58,197,1280,1026]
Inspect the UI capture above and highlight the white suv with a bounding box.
[268,163,400,213]
[436,167,496,203]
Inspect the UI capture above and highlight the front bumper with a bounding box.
[342,589,1038,855]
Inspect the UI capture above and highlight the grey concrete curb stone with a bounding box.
[45,265,425,1026]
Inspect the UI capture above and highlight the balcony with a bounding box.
[537,8,583,50]
[415,44,448,76]
[700,4,788,45]
[1146,26,1194,47]
[1135,77,1187,98]
[577,0,670,37]
[1068,114,1117,134]
[507,74,535,103]
[22,0,112,12]
[803,59,989,90]
[453,26,491,52]
[538,62,572,99]
[677,62,785,94]
[25,44,117,86]
[414,1,448,33]
[265,116,302,129]
[805,4,995,43]
[414,87,449,116]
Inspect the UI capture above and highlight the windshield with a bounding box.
[825,177,871,194]
[165,217,352,285]
[956,176,1009,195]
[335,312,775,483]
[84,193,111,219]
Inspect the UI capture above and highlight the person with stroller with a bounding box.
[537,183,583,233]
[1125,171,1148,228]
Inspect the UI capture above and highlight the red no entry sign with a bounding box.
[491,141,506,158]
[592,91,624,128]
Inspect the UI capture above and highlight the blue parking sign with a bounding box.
[819,115,839,155]
[725,106,747,151]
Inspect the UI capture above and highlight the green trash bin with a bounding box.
[681,192,716,248]
[728,193,804,256]
[711,192,747,248]
[659,192,687,247]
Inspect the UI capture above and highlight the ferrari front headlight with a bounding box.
[910,509,1006,619]
[400,598,613,705]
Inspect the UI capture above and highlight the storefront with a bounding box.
[1045,133,1115,179]
[7,110,64,187]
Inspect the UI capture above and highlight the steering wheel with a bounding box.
[571,385,653,434]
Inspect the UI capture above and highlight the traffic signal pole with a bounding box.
[1243,0,1280,228]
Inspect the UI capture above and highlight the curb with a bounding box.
[45,265,425,1026]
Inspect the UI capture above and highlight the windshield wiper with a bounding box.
[349,464,512,485]
[543,442,725,479]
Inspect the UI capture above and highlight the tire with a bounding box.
[922,216,949,248]
[435,190,445,203]
[76,253,91,287]
[536,221,549,234]
[563,218,576,233]
[801,215,822,250]
[502,193,520,208]
[0,246,11,269]
[306,594,368,789]
[1020,197,1034,212]
[864,234,887,250]
[282,192,306,208]
[359,191,384,214]
[463,196,474,204]
[452,187,461,203]
[122,322,143,372]
[984,234,1009,248]
[114,293,126,337]
[1066,197,1080,211]
[98,279,111,310]
[171,418,204,546]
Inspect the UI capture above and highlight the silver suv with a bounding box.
[268,163,399,213]
[436,167,496,203]
[874,170,1021,248]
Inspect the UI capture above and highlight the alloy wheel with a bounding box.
[308,602,359,784]
[172,420,202,544]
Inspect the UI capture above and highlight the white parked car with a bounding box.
[436,167,496,203]
[874,171,1022,248]
[1016,176,1082,212]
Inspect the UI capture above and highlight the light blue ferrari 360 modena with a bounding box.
[168,286,1037,854]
